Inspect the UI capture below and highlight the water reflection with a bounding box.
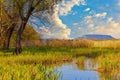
[85,58,98,70]
[57,63,99,80]
[56,58,120,80]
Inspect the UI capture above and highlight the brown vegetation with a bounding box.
[18,39,120,49]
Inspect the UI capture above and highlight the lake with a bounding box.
[55,58,120,80]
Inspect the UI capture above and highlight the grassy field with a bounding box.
[0,39,120,80]
[0,46,120,80]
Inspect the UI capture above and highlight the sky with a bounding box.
[37,0,120,39]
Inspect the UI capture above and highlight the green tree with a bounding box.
[13,0,61,54]
[0,0,61,54]
[0,0,19,49]
[22,25,40,41]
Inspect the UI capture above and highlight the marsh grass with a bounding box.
[21,39,120,48]
[0,48,74,80]
[6,39,120,49]
[0,53,70,80]
[76,56,85,65]
[96,53,120,72]
[0,39,120,80]
[0,64,60,80]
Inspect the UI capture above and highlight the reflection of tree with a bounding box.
[77,64,85,70]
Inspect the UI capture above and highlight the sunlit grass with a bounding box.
[96,53,120,72]
[0,64,60,80]
[0,48,73,80]
[0,45,120,79]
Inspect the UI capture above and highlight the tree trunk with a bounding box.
[14,6,34,54]
[14,20,27,54]
[3,24,15,50]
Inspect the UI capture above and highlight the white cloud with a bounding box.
[59,0,86,16]
[39,5,71,39]
[84,8,90,12]
[118,0,120,6]
[84,16,93,24]
[73,23,79,26]
[39,0,86,39]
[89,10,96,15]
[93,18,120,38]
[72,11,78,15]
[95,12,107,18]
[74,13,120,38]
[67,10,78,15]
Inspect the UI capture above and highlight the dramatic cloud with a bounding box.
[39,5,71,39]
[39,0,86,39]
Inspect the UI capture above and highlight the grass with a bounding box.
[0,47,74,80]
[96,53,120,72]
[0,64,60,80]
[0,41,120,80]
[25,39,120,49]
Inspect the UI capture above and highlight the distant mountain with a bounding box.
[80,34,114,40]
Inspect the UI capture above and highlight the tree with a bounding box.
[13,0,61,54]
[22,25,40,41]
[0,0,61,54]
[0,0,19,49]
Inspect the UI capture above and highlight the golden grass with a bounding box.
[19,39,120,49]
[92,39,120,49]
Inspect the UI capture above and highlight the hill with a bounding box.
[80,34,114,40]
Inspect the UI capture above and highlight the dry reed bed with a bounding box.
[20,39,120,49]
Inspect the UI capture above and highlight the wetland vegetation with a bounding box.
[1,0,120,80]
[0,41,120,80]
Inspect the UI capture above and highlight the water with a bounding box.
[57,64,99,80]
[55,58,120,80]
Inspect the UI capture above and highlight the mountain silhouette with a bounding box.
[80,34,114,40]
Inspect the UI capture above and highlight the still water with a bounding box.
[56,58,120,80]
[57,64,99,80]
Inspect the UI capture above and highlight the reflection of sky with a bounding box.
[57,64,99,80]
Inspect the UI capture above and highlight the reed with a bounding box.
[0,43,120,79]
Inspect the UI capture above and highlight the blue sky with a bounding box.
[60,0,118,25]
[38,0,120,39]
